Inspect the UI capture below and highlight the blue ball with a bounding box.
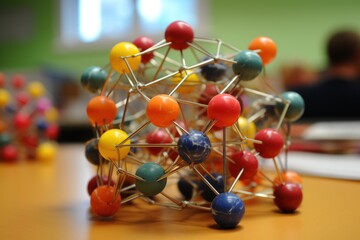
[275,91,305,122]
[198,173,224,202]
[135,162,167,197]
[85,138,101,165]
[81,66,107,93]
[211,192,245,229]
[177,130,211,164]
[232,50,263,80]
[177,177,197,200]
[200,58,227,82]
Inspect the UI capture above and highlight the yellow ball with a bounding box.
[233,117,256,147]
[98,129,131,161]
[0,89,10,107]
[36,142,58,162]
[171,71,201,94]
[28,81,45,98]
[44,107,59,123]
[110,42,141,74]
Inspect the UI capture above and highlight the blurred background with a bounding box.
[1,0,359,142]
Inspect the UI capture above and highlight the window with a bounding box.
[59,0,209,50]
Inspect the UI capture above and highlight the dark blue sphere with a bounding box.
[177,130,211,164]
[232,50,263,80]
[177,177,196,200]
[36,119,48,131]
[85,138,101,165]
[211,192,245,229]
[200,58,227,82]
[198,173,224,202]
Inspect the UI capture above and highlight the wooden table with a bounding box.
[0,144,359,239]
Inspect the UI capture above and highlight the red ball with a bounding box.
[86,96,117,126]
[45,124,59,140]
[2,144,18,162]
[90,185,120,217]
[15,91,30,106]
[254,128,284,158]
[14,113,32,129]
[273,182,303,213]
[165,21,194,50]
[133,36,155,64]
[21,134,39,148]
[207,94,241,128]
[87,175,115,196]
[0,72,5,87]
[229,150,258,180]
[11,74,26,89]
[146,129,172,155]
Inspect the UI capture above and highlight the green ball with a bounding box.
[232,50,263,80]
[0,133,11,147]
[81,66,107,93]
[135,162,167,196]
[276,91,305,122]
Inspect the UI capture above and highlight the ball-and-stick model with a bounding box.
[0,73,59,162]
[82,20,304,229]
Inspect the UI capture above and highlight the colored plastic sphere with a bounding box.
[146,94,180,128]
[45,124,59,140]
[44,107,59,123]
[14,113,32,130]
[0,72,5,87]
[0,89,10,107]
[27,81,45,98]
[98,129,131,161]
[200,59,227,82]
[81,66,107,93]
[0,120,7,133]
[135,162,167,196]
[211,192,245,229]
[229,150,258,180]
[177,178,196,200]
[165,21,194,50]
[273,171,303,187]
[109,42,141,74]
[146,129,172,156]
[11,74,26,89]
[133,36,155,64]
[0,133,11,147]
[248,37,277,65]
[275,91,305,122]
[177,130,211,164]
[90,185,121,217]
[86,96,117,126]
[171,71,201,94]
[36,142,57,162]
[232,50,263,80]
[254,128,284,158]
[15,92,30,106]
[1,144,18,162]
[198,173,224,202]
[207,94,241,128]
[87,175,115,196]
[273,182,303,213]
[36,119,48,131]
[85,138,101,165]
[233,117,256,147]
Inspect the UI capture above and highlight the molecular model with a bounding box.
[0,73,59,162]
[82,21,305,229]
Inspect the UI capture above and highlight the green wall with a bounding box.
[1,0,360,76]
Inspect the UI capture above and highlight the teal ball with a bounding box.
[135,162,167,196]
[276,91,305,122]
[81,66,107,93]
[232,50,263,80]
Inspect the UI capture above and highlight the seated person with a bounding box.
[291,29,360,120]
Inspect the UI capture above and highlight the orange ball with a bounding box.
[248,37,277,65]
[86,96,117,126]
[273,171,302,187]
[146,94,180,128]
[90,185,121,217]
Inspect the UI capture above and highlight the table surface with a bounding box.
[1,144,359,240]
